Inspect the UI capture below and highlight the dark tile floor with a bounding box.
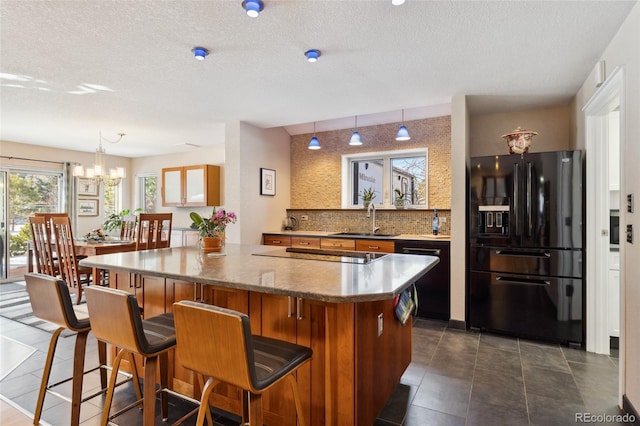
[0,312,625,425]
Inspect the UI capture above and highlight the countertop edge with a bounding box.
[263,231,451,241]
[80,245,439,303]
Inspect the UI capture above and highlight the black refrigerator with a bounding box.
[468,150,584,345]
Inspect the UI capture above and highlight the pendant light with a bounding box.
[396,109,411,141]
[349,116,363,146]
[308,122,321,150]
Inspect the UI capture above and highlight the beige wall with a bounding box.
[469,105,572,157]
[290,116,451,209]
[130,144,226,229]
[0,140,132,235]
[225,122,291,245]
[450,95,470,324]
[574,1,640,412]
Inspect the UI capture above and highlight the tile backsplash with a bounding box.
[286,209,450,236]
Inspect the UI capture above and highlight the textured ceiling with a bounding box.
[0,0,636,157]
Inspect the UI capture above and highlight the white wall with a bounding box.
[225,121,291,245]
[574,1,640,412]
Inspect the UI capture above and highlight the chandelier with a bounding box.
[74,132,126,187]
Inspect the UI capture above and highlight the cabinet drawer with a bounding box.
[291,236,320,248]
[263,235,292,246]
[356,239,395,253]
[321,238,356,251]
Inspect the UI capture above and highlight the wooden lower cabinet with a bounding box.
[106,269,410,425]
[355,239,395,253]
[263,234,291,246]
[320,238,356,250]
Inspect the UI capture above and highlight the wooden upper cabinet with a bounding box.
[162,165,220,207]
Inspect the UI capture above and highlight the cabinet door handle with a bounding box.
[272,240,281,244]
[368,245,380,250]
[330,243,342,247]
[296,297,304,320]
[402,248,441,256]
[496,249,550,258]
[287,296,294,318]
[298,242,310,245]
[496,276,550,286]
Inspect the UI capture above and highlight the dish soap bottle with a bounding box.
[432,209,439,235]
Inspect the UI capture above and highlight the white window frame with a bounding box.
[341,148,429,209]
[135,173,158,213]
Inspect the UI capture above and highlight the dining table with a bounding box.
[74,239,137,285]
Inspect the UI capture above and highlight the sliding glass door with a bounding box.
[0,168,63,282]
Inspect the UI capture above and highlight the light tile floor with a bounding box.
[0,312,628,425]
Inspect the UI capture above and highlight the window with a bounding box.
[103,184,119,217]
[342,148,428,208]
[137,174,158,213]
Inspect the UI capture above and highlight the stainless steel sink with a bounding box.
[330,232,399,238]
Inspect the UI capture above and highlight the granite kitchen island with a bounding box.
[81,244,439,425]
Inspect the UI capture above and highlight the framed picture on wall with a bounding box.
[260,168,276,196]
[78,199,99,216]
[77,178,98,196]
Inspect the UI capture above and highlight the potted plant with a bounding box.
[102,208,143,234]
[360,187,377,208]
[394,189,408,209]
[190,207,237,252]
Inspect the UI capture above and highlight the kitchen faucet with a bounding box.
[367,203,380,234]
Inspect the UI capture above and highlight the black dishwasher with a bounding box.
[395,239,450,320]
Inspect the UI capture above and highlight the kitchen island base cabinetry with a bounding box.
[107,270,411,425]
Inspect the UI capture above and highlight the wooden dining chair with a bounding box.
[51,215,92,304]
[29,215,58,276]
[34,212,69,237]
[120,215,138,241]
[136,213,173,250]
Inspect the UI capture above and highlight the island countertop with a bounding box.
[80,243,439,303]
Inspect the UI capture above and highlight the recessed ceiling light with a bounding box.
[305,49,321,63]
[391,0,406,5]
[192,47,209,61]
[242,0,264,18]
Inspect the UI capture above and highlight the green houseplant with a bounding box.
[360,187,377,208]
[102,208,142,233]
[394,189,408,209]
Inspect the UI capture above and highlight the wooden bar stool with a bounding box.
[24,272,108,426]
[173,301,313,426]
[83,286,176,426]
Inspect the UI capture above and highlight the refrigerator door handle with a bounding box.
[496,276,551,286]
[526,162,533,237]
[514,162,521,237]
[495,249,551,258]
